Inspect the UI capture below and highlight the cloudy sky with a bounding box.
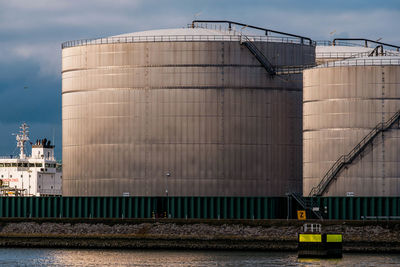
[0,0,399,159]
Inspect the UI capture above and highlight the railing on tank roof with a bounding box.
[192,20,315,46]
[316,51,372,59]
[61,34,311,49]
[317,39,400,51]
[333,38,400,51]
[317,57,400,68]
[316,40,364,47]
[316,50,400,59]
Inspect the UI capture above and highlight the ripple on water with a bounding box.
[0,249,399,266]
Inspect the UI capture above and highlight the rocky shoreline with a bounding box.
[0,219,399,252]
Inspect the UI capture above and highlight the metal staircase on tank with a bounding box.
[191,20,316,76]
[310,110,400,197]
[240,36,276,75]
[240,36,316,75]
[289,192,324,220]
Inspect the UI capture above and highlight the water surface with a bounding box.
[0,249,399,266]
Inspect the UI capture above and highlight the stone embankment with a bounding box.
[0,219,399,252]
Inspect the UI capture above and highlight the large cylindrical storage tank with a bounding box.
[62,27,315,196]
[303,56,400,196]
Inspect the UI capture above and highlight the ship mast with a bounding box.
[15,123,29,159]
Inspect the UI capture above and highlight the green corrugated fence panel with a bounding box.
[64,197,68,218]
[377,197,382,216]
[120,197,123,218]
[355,198,360,220]
[134,197,138,218]
[5,198,10,217]
[210,198,214,219]
[96,197,101,218]
[84,197,88,218]
[90,197,94,218]
[17,198,21,217]
[121,197,126,218]
[223,197,227,219]
[243,198,247,219]
[77,197,81,218]
[102,198,107,218]
[190,197,194,218]
[109,197,113,218]
[327,198,332,219]
[53,198,58,218]
[140,197,145,218]
[236,198,241,219]
[60,198,63,218]
[398,198,400,217]
[183,197,188,218]
[363,198,367,218]
[128,197,132,218]
[29,198,33,218]
[23,197,28,218]
[250,198,254,219]
[177,197,182,218]
[357,197,361,218]
[263,198,268,219]
[342,197,346,220]
[10,198,15,217]
[216,197,221,219]
[385,197,390,216]
[370,198,375,216]
[257,198,261,219]
[47,197,51,218]
[47,197,50,218]
[171,198,175,218]
[270,198,275,219]
[115,197,119,218]
[203,198,207,219]
[71,197,76,218]
[196,197,201,219]
[334,198,339,219]
[0,196,399,220]
[16,198,20,217]
[41,198,46,218]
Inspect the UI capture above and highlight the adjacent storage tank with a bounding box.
[304,56,400,196]
[316,45,374,65]
[316,39,400,65]
[62,27,315,196]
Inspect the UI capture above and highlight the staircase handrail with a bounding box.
[310,110,400,196]
[241,35,276,75]
[290,192,323,220]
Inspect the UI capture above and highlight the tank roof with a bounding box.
[316,41,400,60]
[62,26,313,49]
[112,27,239,38]
[317,45,373,54]
[316,55,400,68]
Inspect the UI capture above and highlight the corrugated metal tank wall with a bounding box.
[62,34,315,196]
[303,63,400,196]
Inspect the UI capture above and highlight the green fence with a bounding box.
[315,197,400,220]
[0,196,399,220]
[0,196,285,219]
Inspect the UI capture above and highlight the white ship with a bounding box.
[0,123,62,196]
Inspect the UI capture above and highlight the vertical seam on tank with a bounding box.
[145,44,150,195]
[221,42,225,193]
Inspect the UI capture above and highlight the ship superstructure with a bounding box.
[0,123,62,196]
